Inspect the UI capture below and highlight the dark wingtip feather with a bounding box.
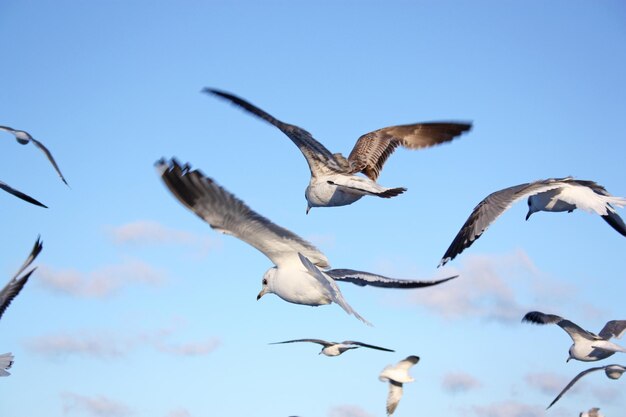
[601,211,626,237]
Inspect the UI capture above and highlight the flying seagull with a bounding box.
[156,158,457,325]
[0,180,47,208]
[203,88,471,213]
[270,338,394,356]
[522,311,626,362]
[1,236,43,377]
[0,125,68,185]
[580,407,604,417]
[547,364,625,409]
[439,177,626,266]
[379,355,419,416]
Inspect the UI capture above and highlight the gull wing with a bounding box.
[298,253,371,326]
[28,137,68,185]
[522,311,597,342]
[547,366,607,409]
[0,180,47,208]
[326,269,457,288]
[347,122,472,181]
[269,339,332,347]
[341,341,394,352]
[598,320,626,340]
[0,352,14,377]
[203,88,344,176]
[395,355,420,370]
[385,380,403,416]
[157,159,329,268]
[0,237,43,320]
[439,178,573,267]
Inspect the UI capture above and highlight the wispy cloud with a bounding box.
[37,259,166,298]
[468,400,545,417]
[328,405,375,417]
[107,220,218,253]
[61,392,133,417]
[442,372,482,394]
[164,409,191,417]
[410,250,576,323]
[525,372,571,396]
[26,323,219,360]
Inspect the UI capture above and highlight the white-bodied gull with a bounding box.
[203,88,471,213]
[270,338,394,356]
[1,236,43,377]
[547,364,625,409]
[0,180,47,208]
[439,177,626,266]
[0,125,68,185]
[580,407,603,417]
[522,311,626,362]
[157,158,457,325]
[379,355,419,416]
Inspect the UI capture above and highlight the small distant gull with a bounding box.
[156,158,457,325]
[203,88,471,213]
[522,311,626,362]
[270,338,394,356]
[439,177,626,266]
[379,355,419,416]
[0,179,47,208]
[580,407,604,417]
[547,364,625,409]
[0,125,68,185]
[1,236,43,377]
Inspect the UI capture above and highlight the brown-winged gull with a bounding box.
[203,88,471,213]
[379,355,420,416]
[439,177,626,267]
[522,311,626,362]
[156,158,457,326]
[270,338,394,356]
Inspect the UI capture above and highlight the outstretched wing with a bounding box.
[547,366,606,409]
[386,380,403,416]
[0,180,47,208]
[341,341,394,352]
[598,320,626,340]
[203,88,344,176]
[326,269,457,288]
[269,339,332,347]
[156,158,329,268]
[439,178,572,267]
[522,311,597,342]
[28,137,68,185]
[0,237,43,320]
[348,122,472,181]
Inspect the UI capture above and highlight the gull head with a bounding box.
[526,198,538,221]
[257,268,277,300]
[566,346,574,363]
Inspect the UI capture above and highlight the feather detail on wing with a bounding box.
[347,122,472,180]
[598,320,626,340]
[326,269,457,288]
[157,158,329,268]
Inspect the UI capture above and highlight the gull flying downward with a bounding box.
[270,338,394,356]
[379,355,419,416]
[0,125,68,185]
[157,158,457,325]
[439,177,626,266]
[203,88,471,213]
[1,236,43,376]
[547,364,625,409]
[522,311,626,362]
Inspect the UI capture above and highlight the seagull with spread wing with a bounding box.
[0,125,68,185]
[439,177,626,266]
[547,365,625,409]
[379,355,419,416]
[156,158,457,325]
[1,237,43,376]
[522,311,626,362]
[203,88,471,213]
[270,338,394,356]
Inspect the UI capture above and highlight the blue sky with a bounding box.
[1,1,626,417]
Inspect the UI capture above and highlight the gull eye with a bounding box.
[262,279,268,285]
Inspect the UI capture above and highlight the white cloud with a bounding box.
[37,259,166,298]
[61,392,133,417]
[442,372,482,394]
[328,405,375,417]
[154,337,220,356]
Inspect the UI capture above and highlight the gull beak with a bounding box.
[306,205,311,215]
[525,210,532,221]
[257,288,268,301]
[566,357,571,363]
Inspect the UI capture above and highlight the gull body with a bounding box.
[548,364,625,409]
[580,407,603,417]
[379,355,419,416]
[440,177,626,266]
[522,311,626,362]
[270,338,394,356]
[157,159,457,325]
[203,88,471,213]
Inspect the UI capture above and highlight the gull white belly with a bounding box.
[271,266,332,306]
